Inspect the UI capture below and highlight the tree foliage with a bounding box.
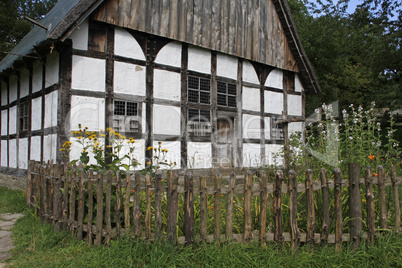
[288,0,401,114]
[0,0,57,61]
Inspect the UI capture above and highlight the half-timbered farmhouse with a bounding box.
[0,0,320,172]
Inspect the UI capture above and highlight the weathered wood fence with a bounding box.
[26,160,401,250]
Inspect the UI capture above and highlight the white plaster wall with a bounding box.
[43,134,57,162]
[1,140,7,166]
[242,86,260,112]
[287,94,302,116]
[264,117,271,140]
[289,122,304,135]
[18,138,28,169]
[188,46,211,74]
[8,106,17,135]
[243,143,262,167]
[20,68,29,98]
[45,52,59,87]
[69,19,88,50]
[155,41,181,67]
[30,136,41,161]
[114,27,145,60]
[1,80,7,105]
[243,114,261,140]
[154,70,181,101]
[187,142,212,169]
[295,74,303,93]
[71,96,105,131]
[217,53,237,80]
[9,139,16,168]
[31,97,42,131]
[153,105,180,135]
[72,55,105,92]
[1,110,7,135]
[9,75,17,103]
[32,60,42,93]
[265,69,283,89]
[243,60,260,85]
[44,91,58,128]
[264,91,283,115]
[265,144,283,166]
[152,141,181,169]
[113,61,145,96]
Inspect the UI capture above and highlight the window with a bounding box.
[188,76,210,104]
[19,102,29,131]
[188,108,211,136]
[285,72,295,92]
[271,117,284,140]
[113,100,141,133]
[217,81,236,107]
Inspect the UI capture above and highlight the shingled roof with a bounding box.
[0,0,320,93]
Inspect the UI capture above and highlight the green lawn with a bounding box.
[2,187,401,267]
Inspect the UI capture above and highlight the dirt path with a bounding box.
[0,213,23,267]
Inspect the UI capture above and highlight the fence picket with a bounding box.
[334,168,343,251]
[133,172,142,238]
[244,171,253,243]
[225,172,235,241]
[69,168,77,234]
[320,168,330,246]
[390,165,400,233]
[365,166,376,245]
[378,165,387,229]
[200,175,208,241]
[115,172,122,239]
[184,172,194,245]
[167,170,178,244]
[62,165,69,231]
[95,171,104,246]
[145,172,152,241]
[155,173,162,239]
[105,171,112,245]
[306,169,315,248]
[87,169,94,245]
[349,163,362,249]
[124,172,131,233]
[274,170,284,247]
[77,168,85,241]
[214,172,222,244]
[289,170,299,251]
[259,170,268,245]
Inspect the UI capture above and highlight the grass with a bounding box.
[2,187,401,267]
[0,186,26,214]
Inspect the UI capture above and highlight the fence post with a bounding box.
[105,171,112,245]
[200,174,208,242]
[124,172,131,234]
[95,171,104,247]
[306,169,315,248]
[26,160,33,206]
[259,170,268,246]
[133,172,142,238]
[62,164,69,231]
[289,170,300,251]
[40,164,48,223]
[167,170,178,244]
[377,165,388,229]
[77,168,85,241]
[349,163,362,249]
[184,172,194,245]
[155,172,162,239]
[320,168,330,246]
[68,167,77,234]
[334,167,343,251]
[53,164,63,231]
[214,172,222,244]
[145,172,152,241]
[390,165,400,233]
[87,169,94,245]
[225,172,235,242]
[115,171,122,239]
[274,170,284,247]
[365,166,376,245]
[244,171,253,243]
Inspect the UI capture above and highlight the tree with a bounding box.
[0,0,57,61]
[288,0,401,114]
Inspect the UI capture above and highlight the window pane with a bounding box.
[188,76,199,89]
[200,78,210,91]
[188,90,199,103]
[188,109,199,121]
[217,93,227,106]
[228,95,236,107]
[127,102,138,116]
[114,101,125,115]
[217,81,226,93]
[199,91,210,104]
[228,84,237,95]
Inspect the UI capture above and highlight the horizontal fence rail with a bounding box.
[26,161,402,250]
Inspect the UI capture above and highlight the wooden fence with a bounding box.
[26,160,401,250]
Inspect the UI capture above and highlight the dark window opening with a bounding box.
[286,72,295,92]
[271,117,284,140]
[19,101,29,131]
[188,108,211,136]
[113,100,141,133]
[217,81,237,108]
[188,76,210,104]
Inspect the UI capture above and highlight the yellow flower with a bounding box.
[146,161,151,165]
[158,141,162,145]
[99,134,106,137]
[147,146,153,151]
[162,149,168,153]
